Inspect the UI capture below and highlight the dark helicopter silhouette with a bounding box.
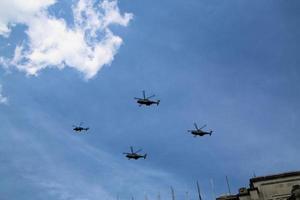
[123,146,147,160]
[134,90,160,106]
[72,122,89,132]
[188,123,212,137]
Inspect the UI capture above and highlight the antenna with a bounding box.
[253,171,257,178]
[158,192,161,200]
[185,191,190,200]
[226,176,231,195]
[171,186,176,200]
[210,179,216,200]
[197,181,202,200]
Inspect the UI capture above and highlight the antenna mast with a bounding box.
[226,176,231,195]
[197,181,202,200]
[171,186,176,200]
[185,191,190,200]
[210,179,216,200]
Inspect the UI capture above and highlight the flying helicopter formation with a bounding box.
[72,90,214,160]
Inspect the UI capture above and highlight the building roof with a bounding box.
[216,194,238,200]
[250,171,300,186]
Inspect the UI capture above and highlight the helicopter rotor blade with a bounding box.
[134,97,141,100]
[199,125,207,130]
[123,152,130,155]
[130,146,134,153]
[147,95,155,99]
[143,90,146,99]
[194,123,199,130]
[135,149,142,154]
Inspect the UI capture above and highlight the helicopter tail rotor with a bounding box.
[209,130,213,136]
[156,100,160,105]
[143,154,147,159]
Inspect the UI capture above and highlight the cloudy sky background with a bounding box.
[0,0,300,199]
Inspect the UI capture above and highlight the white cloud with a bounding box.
[0,0,133,79]
[0,85,8,104]
[0,0,55,37]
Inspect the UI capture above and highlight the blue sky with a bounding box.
[0,0,300,199]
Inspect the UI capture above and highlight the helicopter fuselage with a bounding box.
[126,153,147,160]
[190,130,212,137]
[73,127,89,132]
[137,99,159,106]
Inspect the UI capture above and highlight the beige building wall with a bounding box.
[217,171,300,200]
[250,172,300,200]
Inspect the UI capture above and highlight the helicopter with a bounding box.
[72,122,89,132]
[134,90,160,106]
[188,123,212,137]
[123,146,147,160]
